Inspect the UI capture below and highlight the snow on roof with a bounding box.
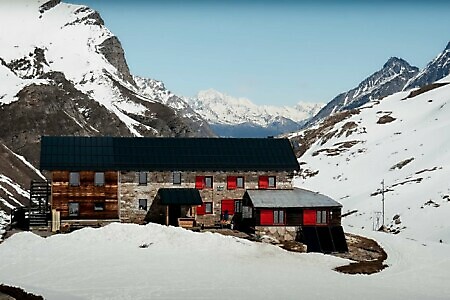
[246,188,342,208]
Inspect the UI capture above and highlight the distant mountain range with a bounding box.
[185,89,324,137]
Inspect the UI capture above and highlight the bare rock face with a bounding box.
[99,36,136,86]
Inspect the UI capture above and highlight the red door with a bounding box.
[221,199,235,215]
[260,209,273,225]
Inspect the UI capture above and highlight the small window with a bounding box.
[268,176,276,188]
[316,210,327,224]
[173,171,181,185]
[205,202,213,214]
[234,200,242,213]
[139,172,147,185]
[94,172,105,186]
[139,199,147,211]
[69,172,80,187]
[69,202,79,216]
[236,177,244,189]
[94,202,104,211]
[204,176,213,189]
[274,209,285,224]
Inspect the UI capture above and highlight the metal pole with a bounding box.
[381,179,385,226]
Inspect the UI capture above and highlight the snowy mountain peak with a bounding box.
[305,57,418,127]
[185,89,324,137]
[404,41,450,90]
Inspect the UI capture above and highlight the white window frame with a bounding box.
[172,171,181,185]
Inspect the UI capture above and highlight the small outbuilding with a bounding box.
[242,188,348,253]
[151,188,203,228]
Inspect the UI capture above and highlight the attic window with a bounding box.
[173,171,181,185]
[69,172,80,187]
[139,172,147,185]
[94,172,105,186]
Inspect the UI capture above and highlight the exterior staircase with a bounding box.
[29,180,51,228]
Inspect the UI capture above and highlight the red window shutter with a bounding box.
[221,199,235,215]
[258,176,269,189]
[195,176,204,189]
[303,209,316,225]
[197,204,205,215]
[260,209,274,225]
[227,176,237,190]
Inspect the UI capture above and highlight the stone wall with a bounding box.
[255,226,299,242]
[119,170,294,225]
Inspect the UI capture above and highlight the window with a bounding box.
[196,176,213,189]
[274,209,285,224]
[316,210,327,224]
[234,200,242,213]
[69,172,80,186]
[139,199,147,211]
[268,176,276,188]
[94,202,104,211]
[172,171,181,185]
[236,177,244,189]
[94,172,105,186]
[139,171,147,185]
[205,202,213,214]
[69,202,79,216]
[258,176,276,189]
[228,176,245,190]
[205,176,213,188]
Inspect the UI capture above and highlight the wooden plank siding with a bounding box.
[51,171,119,220]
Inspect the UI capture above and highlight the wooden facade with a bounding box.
[51,171,119,220]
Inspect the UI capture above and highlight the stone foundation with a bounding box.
[255,226,299,242]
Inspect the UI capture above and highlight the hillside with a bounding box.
[290,75,450,243]
[186,89,323,137]
[0,0,214,216]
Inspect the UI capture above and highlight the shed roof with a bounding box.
[157,188,203,205]
[40,136,299,172]
[245,188,342,208]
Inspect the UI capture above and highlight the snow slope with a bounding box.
[0,223,449,300]
[291,75,450,243]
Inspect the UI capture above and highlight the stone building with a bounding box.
[39,136,300,228]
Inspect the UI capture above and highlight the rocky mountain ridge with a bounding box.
[0,0,213,214]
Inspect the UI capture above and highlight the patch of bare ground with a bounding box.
[334,233,387,275]
[390,157,414,170]
[312,140,362,157]
[291,109,360,158]
[0,285,44,300]
[377,115,396,124]
[298,168,319,179]
[404,82,449,99]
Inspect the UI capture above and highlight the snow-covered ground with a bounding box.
[0,223,449,299]
[292,75,450,244]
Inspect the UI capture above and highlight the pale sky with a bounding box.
[73,0,450,105]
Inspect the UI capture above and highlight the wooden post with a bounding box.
[165,205,169,226]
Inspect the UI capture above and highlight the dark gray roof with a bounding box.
[40,136,300,172]
[245,188,342,208]
[157,188,203,205]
